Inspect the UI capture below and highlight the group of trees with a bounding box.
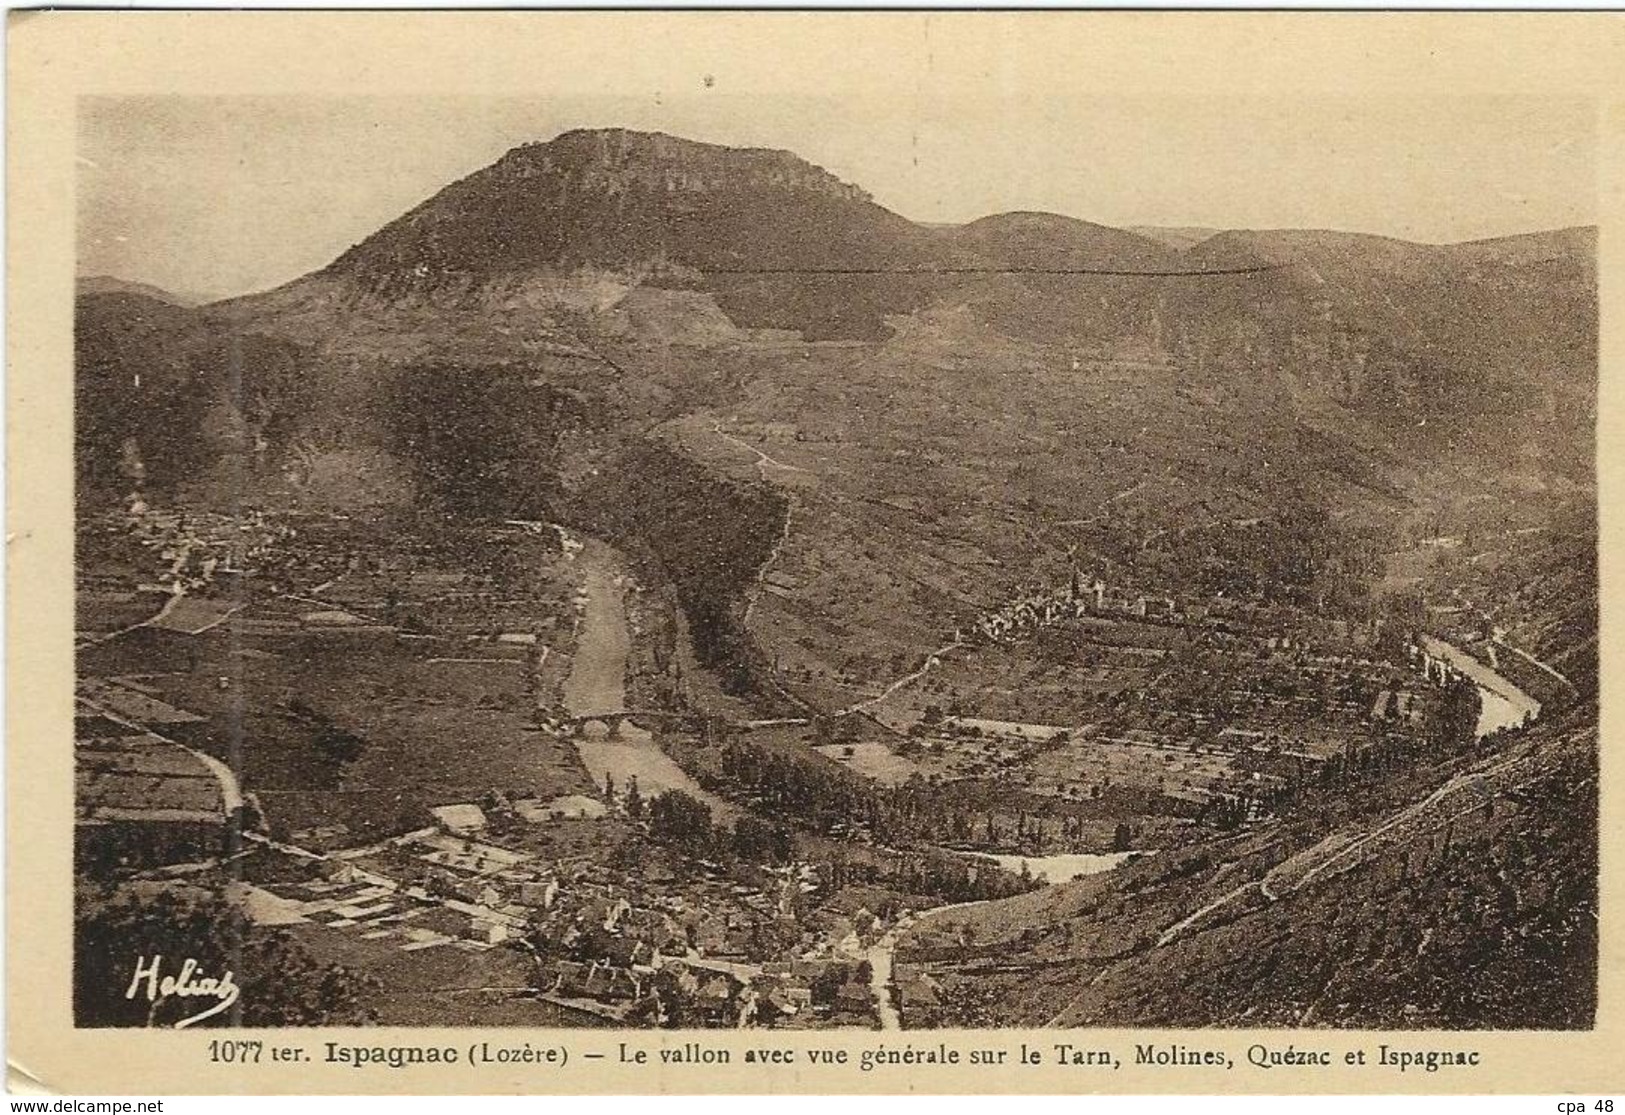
[709,738,1105,851]
[644,788,798,867]
[387,364,591,520]
[1436,673,1485,753]
[1191,671,1485,831]
[821,847,1038,904]
[697,743,1048,899]
[571,441,789,696]
[287,699,365,768]
[75,296,315,501]
[640,783,1035,904]
[708,738,1015,848]
[1149,503,1384,616]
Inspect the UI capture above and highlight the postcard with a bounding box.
[7,9,1623,1095]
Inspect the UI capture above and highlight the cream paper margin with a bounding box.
[7,10,1624,1096]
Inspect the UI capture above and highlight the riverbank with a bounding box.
[559,540,739,821]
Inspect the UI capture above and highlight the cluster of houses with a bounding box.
[538,951,875,1028]
[103,499,296,598]
[965,566,1386,656]
[279,797,888,1028]
[523,862,880,1027]
[969,571,1178,644]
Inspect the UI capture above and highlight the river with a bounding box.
[560,541,737,821]
[1418,634,1541,738]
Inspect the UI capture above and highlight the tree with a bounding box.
[732,815,776,863]
[648,790,714,848]
[1436,675,1483,753]
[387,365,572,518]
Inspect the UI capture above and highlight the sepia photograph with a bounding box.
[68,90,1600,1033]
[9,9,1623,1098]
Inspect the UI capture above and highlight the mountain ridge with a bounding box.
[101,128,1597,514]
[74,125,1599,1032]
[75,275,205,307]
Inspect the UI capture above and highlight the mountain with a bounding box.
[76,275,204,307]
[943,212,1187,273]
[209,129,1594,413]
[81,127,1597,697]
[278,128,967,342]
[1155,226,1597,456]
[326,129,922,275]
[1127,225,1219,251]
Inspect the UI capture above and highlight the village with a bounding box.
[73,500,914,1029]
[233,801,892,1029]
[815,561,1478,836]
[76,654,898,1030]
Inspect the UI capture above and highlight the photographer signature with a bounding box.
[125,955,240,1029]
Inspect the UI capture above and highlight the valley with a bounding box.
[72,126,1597,1032]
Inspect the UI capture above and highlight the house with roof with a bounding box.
[514,794,609,823]
[463,917,511,946]
[753,971,814,1020]
[835,981,874,1018]
[549,959,639,1003]
[602,936,659,970]
[447,877,503,907]
[517,877,561,909]
[551,960,594,998]
[896,972,945,1027]
[577,895,632,933]
[686,911,729,954]
[692,973,741,1026]
[622,908,684,951]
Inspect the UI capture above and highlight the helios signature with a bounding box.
[125,955,240,1029]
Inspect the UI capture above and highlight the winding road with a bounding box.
[840,638,966,716]
[712,422,811,478]
[79,693,244,815]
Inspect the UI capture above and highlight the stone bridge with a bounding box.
[547,709,703,738]
[543,710,810,738]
